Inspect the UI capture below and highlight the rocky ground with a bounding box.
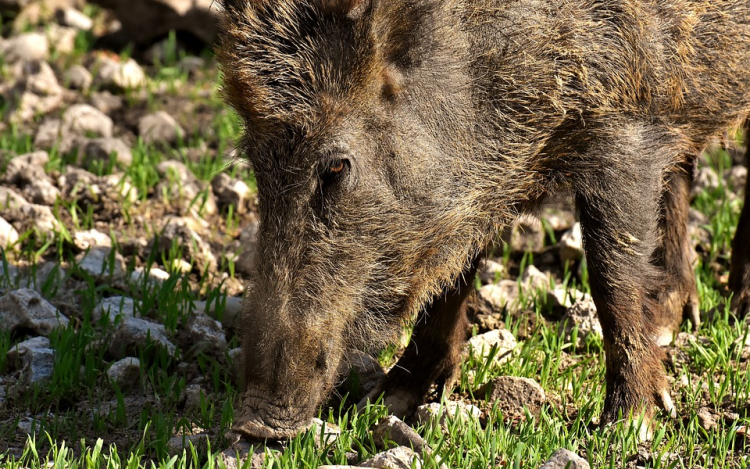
[1,2,749,468]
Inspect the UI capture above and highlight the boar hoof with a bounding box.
[661,282,700,332]
[357,387,420,419]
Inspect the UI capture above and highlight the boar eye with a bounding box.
[319,158,350,183]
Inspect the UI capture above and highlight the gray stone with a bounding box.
[24,178,61,205]
[212,173,251,211]
[414,401,481,427]
[697,407,717,431]
[372,416,428,453]
[0,186,29,210]
[34,118,64,150]
[0,32,48,63]
[106,357,140,389]
[4,151,49,185]
[194,295,242,328]
[21,60,61,97]
[359,446,423,469]
[94,296,135,322]
[73,228,112,251]
[559,299,602,347]
[186,313,227,352]
[109,317,177,358]
[691,166,720,196]
[178,56,206,75]
[18,203,59,235]
[182,384,203,410]
[55,7,93,30]
[139,111,184,145]
[521,265,550,291]
[219,440,266,469]
[559,222,583,263]
[65,64,93,91]
[539,449,590,469]
[478,258,505,284]
[155,161,217,216]
[477,281,520,313]
[0,288,69,335]
[167,434,209,453]
[541,207,576,232]
[158,217,217,272]
[75,246,126,279]
[310,418,341,448]
[7,336,55,384]
[465,329,517,364]
[89,91,123,114]
[45,24,77,55]
[0,217,19,248]
[130,266,171,286]
[505,217,545,253]
[62,104,114,138]
[345,350,387,398]
[476,376,546,421]
[726,165,747,194]
[84,138,132,166]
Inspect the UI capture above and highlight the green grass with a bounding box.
[1,24,749,469]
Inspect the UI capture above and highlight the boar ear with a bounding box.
[320,0,372,19]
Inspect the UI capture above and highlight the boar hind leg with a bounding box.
[366,257,480,418]
[729,131,750,316]
[574,126,676,437]
[653,161,700,338]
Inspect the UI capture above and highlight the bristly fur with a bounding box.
[216,0,750,438]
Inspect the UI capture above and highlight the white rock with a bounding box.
[477,280,520,313]
[212,173,251,210]
[7,336,55,384]
[559,222,583,263]
[539,449,590,469]
[73,229,112,251]
[139,111,184,145]
[62,104,114,138]
[130,266,171,286]
[0,186,29,209]
[84,138,132,166]
[94,296,135,322]
[56,8,93,30]
[310,418,341,448]
[186,313,227,352]
[465,329,517,364]
[0,217,19,248]
[0,288,69,335]
[113,58,146,90]
[559,299,602,347]
[65,64,93,91]
[372,415,428,453]
[359,446,423,469]
[414,401,481,427]
[0,32,48,63]
[106,357,141,388]
[24,178,61,205]
[478,258,505,284]
[4,151,49,185]
[521,265,550,291]
[167,434,209,453]
[45,24,77,55]
[18,203,59,236]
